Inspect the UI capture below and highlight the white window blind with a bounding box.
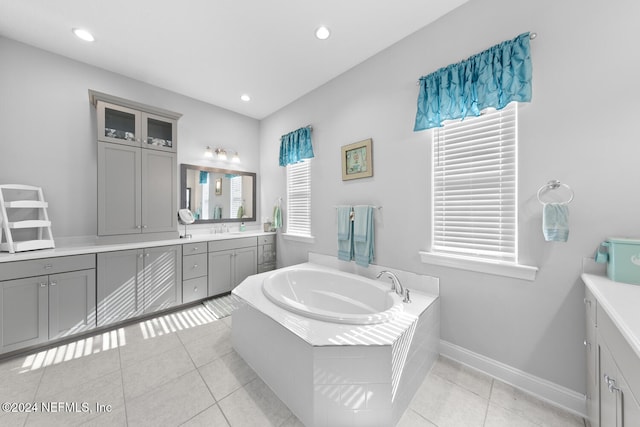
[432,103,517,262]
[230,176,242,218]
[286,160,312,236]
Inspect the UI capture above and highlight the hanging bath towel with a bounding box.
[272,200,283,229]
[337,206,353,262]
[353,205,374,267]
[543,203,569,242]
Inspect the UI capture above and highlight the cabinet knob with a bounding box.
[50,282,57,287]
[193,264,198,269]
[193,247,198,251]
[40,282,47,288]
[584,298,592,306]
[583,340,591,349]
[43,264,53,270]
[194,286,198,292]
[142,225,148,229]
[604,374,621,393]
[136,225,142,229]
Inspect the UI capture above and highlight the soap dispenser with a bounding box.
[240,222,246,232]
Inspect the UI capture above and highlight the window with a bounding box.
[230,176,243,218]
[286,159,312,237]
[431,103,517,263]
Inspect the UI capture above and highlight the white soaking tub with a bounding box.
[232,261,440,427]
[262,267,403,324]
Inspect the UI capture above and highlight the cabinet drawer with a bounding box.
[183,242,207,255]
[597,304,640,402]
[584,286,597,326]
[183,253,207,280]
[259,235,275,245]
[209,237,257,252]
[0,254,96,282]
[182,276,207,303]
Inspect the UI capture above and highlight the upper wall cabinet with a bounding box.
[92,91,179,153]
[90,90,182,236]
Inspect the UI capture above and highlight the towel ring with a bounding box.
[537,180,574,204]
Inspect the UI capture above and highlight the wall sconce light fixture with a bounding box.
[206,146,240,162]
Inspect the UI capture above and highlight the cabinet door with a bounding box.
[141,149,177,233]
[97,101,142,146]
[599,342,619,427]
[209,250,234,296]
[98,142,142,235]
[97,250,143,327]
[585,290,599,427]
[233,246,257,289]
[142,112,177,153]
[142,245,182,314]
[48,269,97,340]
[0,276,48,353]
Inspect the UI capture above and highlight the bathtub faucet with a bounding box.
[376,270,409,301]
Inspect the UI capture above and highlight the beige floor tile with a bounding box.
[198,350,257,401]
[181,323,233,367]
[27,370,124,426]
[431,356,494,399]
[409,371,488,427]
[490,380,584,427]
[484,402,541,427]
[176,316,230,345]
[218,377,293,427]
[396,408,438,427]
[180,404,230,427]
[126,370,215,427]
[36,347,121,397]
[118,322,183,367]
[122,345,196,400]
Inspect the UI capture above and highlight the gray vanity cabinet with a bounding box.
[98,142,177,236]
[208,237,257,297]
[97,245,182,327]
[0,255,96,354]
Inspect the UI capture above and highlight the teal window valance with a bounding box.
[414,32,532,131]
[279,126,314,167]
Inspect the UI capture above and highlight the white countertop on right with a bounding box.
[582,273,640,360]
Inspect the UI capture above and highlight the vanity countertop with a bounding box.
[0,230,276,263]
[582,273,640,359]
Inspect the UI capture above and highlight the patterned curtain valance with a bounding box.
[279,126,314,167]
[414,32,532,131]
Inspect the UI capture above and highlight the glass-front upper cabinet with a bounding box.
[96,99,178,153]
[143,112,177,152]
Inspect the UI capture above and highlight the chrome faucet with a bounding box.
[376,270,406,297]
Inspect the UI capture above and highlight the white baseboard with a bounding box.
[440,340,586,418]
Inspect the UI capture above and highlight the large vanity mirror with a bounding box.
[180,164,256,223]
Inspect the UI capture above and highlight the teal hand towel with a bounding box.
[273,204,282,229]
[543,203,569,242]
[353,205,374,266]
[337,206,353,261]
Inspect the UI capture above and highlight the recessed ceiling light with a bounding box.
[315,26,330,40]
[240,94,251,102]
[72,28,95,42]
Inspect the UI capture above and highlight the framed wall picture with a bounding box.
[341,138,373,181]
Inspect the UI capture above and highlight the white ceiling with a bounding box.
[0,0,467,119]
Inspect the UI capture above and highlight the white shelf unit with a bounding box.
[0,185,55,253]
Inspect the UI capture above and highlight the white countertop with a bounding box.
[233,262,439,347]
[582,273,640,359]
[0,230,276,263]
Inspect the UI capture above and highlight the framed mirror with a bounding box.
[180,164,256,223]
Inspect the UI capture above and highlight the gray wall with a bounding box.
[0,37,260,239]
[259,0,640,394]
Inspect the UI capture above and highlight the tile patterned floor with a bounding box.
[0,300,586,426]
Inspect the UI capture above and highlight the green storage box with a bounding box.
[597,238,640,285]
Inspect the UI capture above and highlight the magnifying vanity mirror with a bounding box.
[180,164,256,223]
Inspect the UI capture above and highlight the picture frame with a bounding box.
[341,138,373,181]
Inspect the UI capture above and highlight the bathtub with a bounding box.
[262,267,403,324]
[232,261,440,427]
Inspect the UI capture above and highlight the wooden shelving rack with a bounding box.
[0,184,55,253]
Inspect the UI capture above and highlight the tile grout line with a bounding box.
[117,338,130,426]
[481,379,495,427]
